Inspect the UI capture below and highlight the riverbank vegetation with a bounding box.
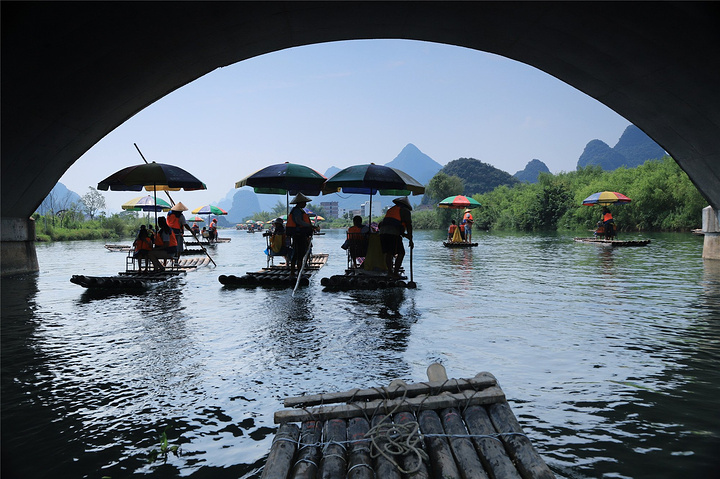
[433,156,706,232]
[33,211,147,242]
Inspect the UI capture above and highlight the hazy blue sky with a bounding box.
[61,39,630,211]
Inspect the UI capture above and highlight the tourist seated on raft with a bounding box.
[448,220,459,241]
[342,215,370,267]
[148,217,178,272]
[265,218,291,262]
[132,226,153,271]
[191,223,200,236]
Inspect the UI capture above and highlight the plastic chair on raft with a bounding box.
[264,231,290,268]
[343,231,369,270]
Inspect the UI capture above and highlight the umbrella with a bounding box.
[98,162,207,192]
[582,191,632,206]
[323,163,425,196]
[121,195,171,212]
[192,205,228,215]
[190,215,205,223]
[236,162,327,216]
[323,163,425,223]
[437,195,481,209]
[235,162,327,195]
[98,161,206,225]
[121,195,172,224]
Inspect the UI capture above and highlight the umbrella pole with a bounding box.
[369,194,372,225]
[134,142,216,267]
[292,235,313,297]
[407,240,416,288]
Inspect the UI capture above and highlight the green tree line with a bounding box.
[418,156,706,232]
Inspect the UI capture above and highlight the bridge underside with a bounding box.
[2,2,719,274]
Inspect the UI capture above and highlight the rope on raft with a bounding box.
[271,378,530,475]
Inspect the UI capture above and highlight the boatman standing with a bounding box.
[166,202,191,254]
[286,193,315,275]
[463,208,474,243]
[379,196,413,278]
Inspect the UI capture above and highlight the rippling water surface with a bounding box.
[2,229,719,478]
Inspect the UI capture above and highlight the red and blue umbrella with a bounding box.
[438,195,481,209]
[582,191,632,206]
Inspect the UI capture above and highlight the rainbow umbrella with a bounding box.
[192,205,228,215]
[582,191,632,206]
[438,195,481,209]
[189,215,205,223]
[121,195,171,212]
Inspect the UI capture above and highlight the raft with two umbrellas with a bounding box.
[261,363,555,479]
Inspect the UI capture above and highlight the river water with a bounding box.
[2,229,719,478]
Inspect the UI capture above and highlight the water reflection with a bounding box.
[2,231,719,478]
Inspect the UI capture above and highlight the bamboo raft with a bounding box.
[104,244,132,252]
[262,363,554,479]
[573,237,651,247]
[71,256,213,289]
[321,269,411,291]
[443,241,479,248]
[218,253,329,288]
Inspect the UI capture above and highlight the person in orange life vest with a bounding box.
[132,225,153,271]
[379,196,413,277]
[462,208,474,242]
[191,223,200,236]
[166,202,191,254]
[602,207,615,238]
[148,216,178,271]
[448,219,458,241]
[286,193,316,275]
[345,215,370,266]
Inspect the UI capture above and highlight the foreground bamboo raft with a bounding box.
[262,363,555,479]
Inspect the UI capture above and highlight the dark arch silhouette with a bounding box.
[2,2,719,271]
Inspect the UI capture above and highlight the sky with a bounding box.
[61,39,631,212]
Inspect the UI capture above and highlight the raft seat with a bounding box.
[344,232,369,270]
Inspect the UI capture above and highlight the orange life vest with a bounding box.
[603,212,613,222]
[166,213,181,231]
[134,237,152,252]
[463,212,473,224]
[286,207,311,234]
[155,229,177,248]
[448,224,457,234]
[383,205,406,233]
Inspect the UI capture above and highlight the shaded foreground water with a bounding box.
[2,229,719,478]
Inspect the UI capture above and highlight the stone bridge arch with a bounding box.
[2,2,719,274]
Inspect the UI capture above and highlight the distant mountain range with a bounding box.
[577,125,666,170]
[36,183,82,215]
[48,124,668,221]
[514,159,550,183]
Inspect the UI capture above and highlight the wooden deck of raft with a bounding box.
[262,364,554,479]
[443,241,479,248]
[218,254,329,288]
[574,237,651,247]
[70,256,213,289]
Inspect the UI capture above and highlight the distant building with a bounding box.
[361,199,382,218]
[320,201,339,218]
